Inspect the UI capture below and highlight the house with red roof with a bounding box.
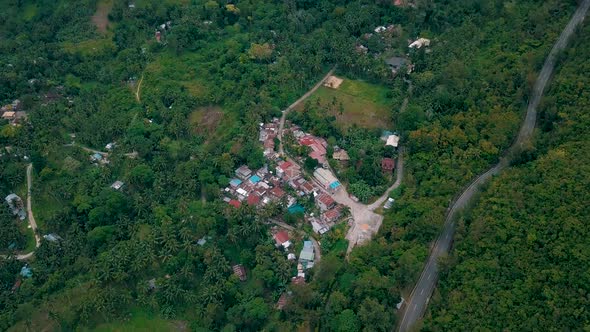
[228,199,241,209]
[270,187,286,199]
[316,193,336,211]
[247,193,260,206]
[381,158,395,173]
[273,231,291,248]
[300,181,316,195]
[322,207,341,223]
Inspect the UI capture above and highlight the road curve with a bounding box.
[278,67,336,155]
[398,1,590,331]
[368,147,405,211]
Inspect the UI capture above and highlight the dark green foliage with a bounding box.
[425,19,590,332]
[0,0,584,330]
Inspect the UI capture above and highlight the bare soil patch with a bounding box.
[323,75,344,89]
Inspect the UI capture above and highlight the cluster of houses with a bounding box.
[355,21,432,76]
[380,131,401,174]
[290,125,329,165]
[0,100,27,125]
[271,230,315,310]
[259,118,280,158]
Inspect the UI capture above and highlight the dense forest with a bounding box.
[0,0,586,331]
[424,20,590,331]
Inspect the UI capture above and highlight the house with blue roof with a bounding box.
[249,174,261,184]
[229,178,242,188]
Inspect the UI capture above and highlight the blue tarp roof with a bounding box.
[288,204,305,214]
[249,175,261,184]
[92,153,103,159]
[20,266,32,278]
[329,181,341,189]
[230,178,242,186]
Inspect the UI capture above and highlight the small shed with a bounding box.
[381,158,395,173]
[232,264,247,281]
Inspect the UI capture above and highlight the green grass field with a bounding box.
[301,77,393,130]
[92,309,186,332]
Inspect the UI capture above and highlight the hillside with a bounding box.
[425,20,590,331]
[0,0,586,331]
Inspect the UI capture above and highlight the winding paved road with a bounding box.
[398,1,590,331]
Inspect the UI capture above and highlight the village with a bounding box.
[222,110,402,308]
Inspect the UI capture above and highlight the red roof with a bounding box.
[228,199,241,208]
[279,161,292,171]
[322,208,341,222]
[270,187,286,198]
[299,136,315,146]
[301,182,315,193]
[274,231,290,244]
[317,193,335,207]
[381,158,395,171]
[247,194,260,206]
[284,167,301,179]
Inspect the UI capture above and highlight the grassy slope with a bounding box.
[300,77,393,130]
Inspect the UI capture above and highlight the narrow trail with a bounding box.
[12,164,40,260]
[135,74,144,102]
[398,1,590,331]
[278,67,336,155]
[368,148,404,211]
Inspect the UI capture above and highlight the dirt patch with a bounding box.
[91,0,113,33]
[323,75,344,89]
[189,106,224,135]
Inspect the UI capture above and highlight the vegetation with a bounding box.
[424,21,590,331]
[0,0,585,331]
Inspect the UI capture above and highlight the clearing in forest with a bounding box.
[299,77,393,130]
[91,0,113,33]
[189,106,224,136]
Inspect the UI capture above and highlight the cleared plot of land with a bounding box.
[93,309,188,332]
[189,106,224,135]
[301,78,393,130]
[144,53,209,99]
[91,0,113,33]
[62,38,116,56]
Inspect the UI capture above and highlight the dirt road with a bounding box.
[278,67,336,155]
[398,1,590,330]
[135,74,144,102]
[14,164,41,260]
[277,66,406,255]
